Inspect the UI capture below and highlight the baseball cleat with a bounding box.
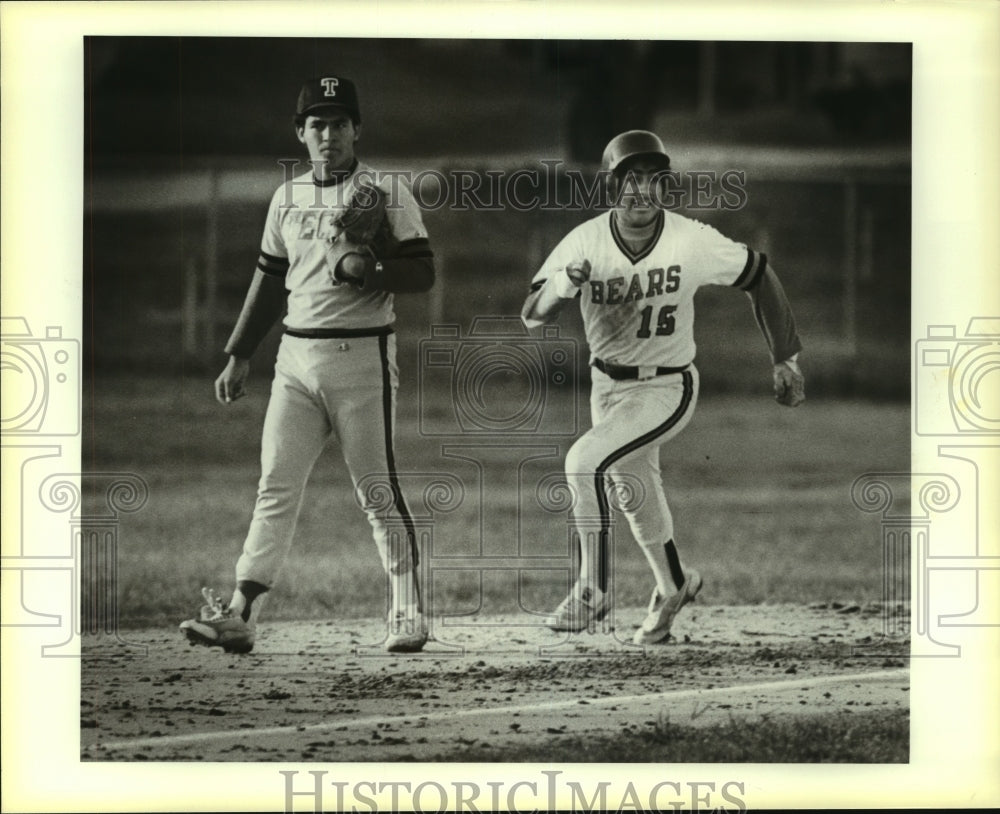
[632,569,702,645]
[179,587,255,654]
[547,586,610,633]
[385,609,427,653]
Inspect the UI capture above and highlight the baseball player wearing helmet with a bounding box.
[522,130,804,644]
[180,75,435,654]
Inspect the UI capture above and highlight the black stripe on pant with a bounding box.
[378,335,421,605]
[591,370,695,592]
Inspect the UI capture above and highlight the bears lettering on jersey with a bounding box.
[589,265,681,305]
[531,210,756,368]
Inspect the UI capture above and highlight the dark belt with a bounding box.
[593,357,689,380]
[285,326,393,339]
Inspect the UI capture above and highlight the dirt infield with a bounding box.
[81,602,908,762]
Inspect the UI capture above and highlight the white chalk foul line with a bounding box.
[86,668,908,753]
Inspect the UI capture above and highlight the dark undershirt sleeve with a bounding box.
[360,256,436,293]
[351,237,436,293]
[744,262,803,364]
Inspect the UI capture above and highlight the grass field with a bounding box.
[428,708,910,763]
[83,373,909,628]
[79,373,911,765]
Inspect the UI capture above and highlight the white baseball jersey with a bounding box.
[532,210,766,368]
[258,161,428,330]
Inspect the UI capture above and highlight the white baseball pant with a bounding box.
[564,364,699,593]
[234,331,418,589]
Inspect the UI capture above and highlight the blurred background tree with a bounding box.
[86,38,910,159]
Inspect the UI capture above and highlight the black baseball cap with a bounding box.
[296,76,361,122]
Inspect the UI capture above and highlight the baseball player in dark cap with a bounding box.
[523,130,804,644]
[181,75,435,653]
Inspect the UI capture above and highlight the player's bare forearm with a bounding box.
[224,269,288,359]
[744,263,803,364]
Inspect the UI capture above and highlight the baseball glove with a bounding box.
[335,182,388,246]
[773,358,805,407]
[324,183,392,285]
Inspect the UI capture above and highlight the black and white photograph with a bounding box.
[2,2,998,812]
